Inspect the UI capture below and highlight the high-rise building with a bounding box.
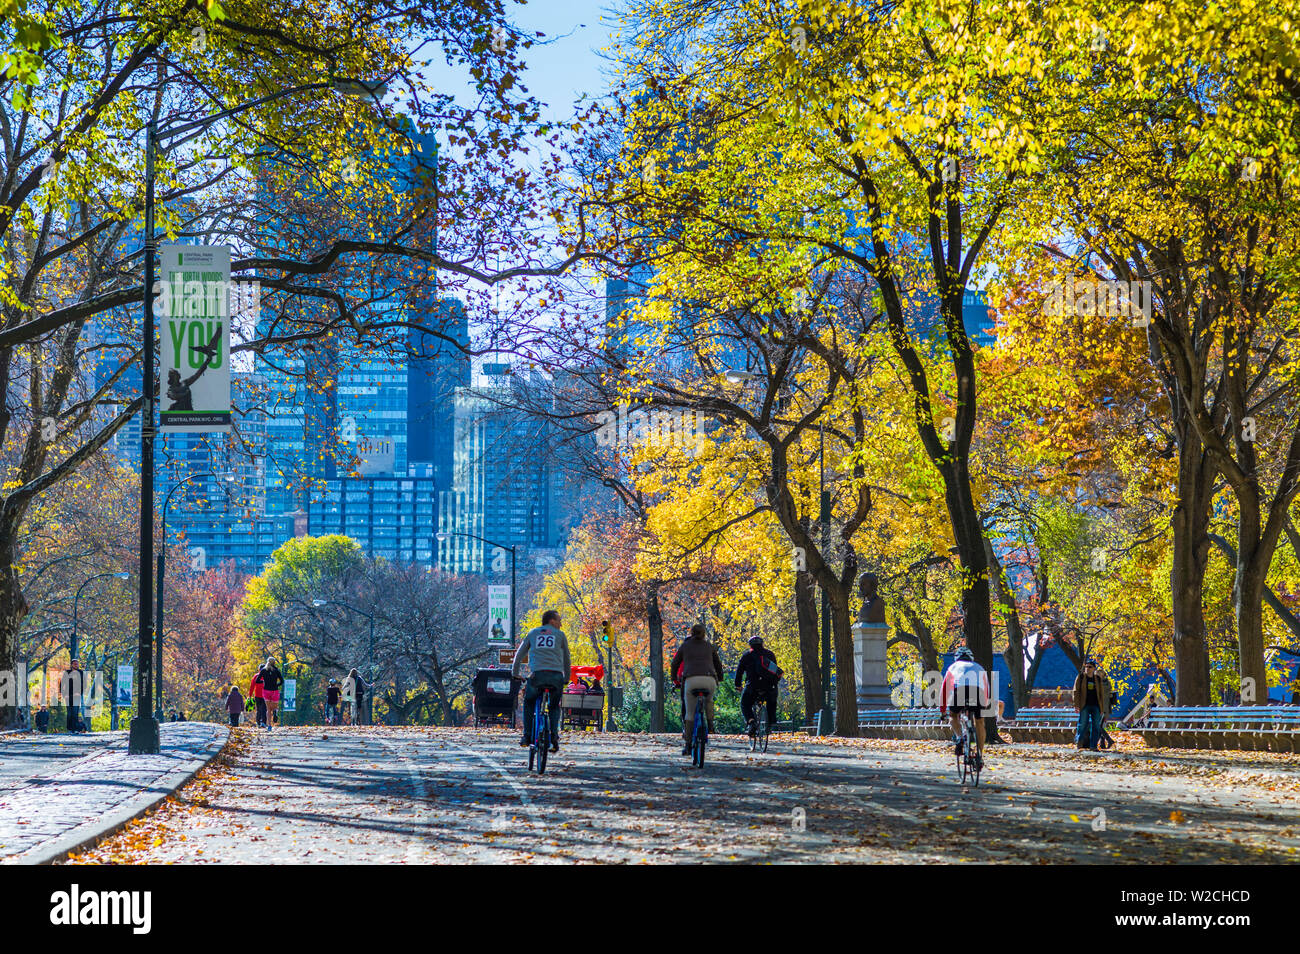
[305,474,437,563]
[437,365,576,573]
[406,297,471,495]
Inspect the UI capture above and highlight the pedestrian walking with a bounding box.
[343,668,367,726]
[325,678,342,726]
[60,660,86,733]
[1073,657,1112,751]
[35,705,49,733]
[250,667,267,728]
[225,685,244,727]
[260,658,284,730]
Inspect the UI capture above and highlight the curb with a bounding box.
[0,728,32,737]
[5,724,230,866]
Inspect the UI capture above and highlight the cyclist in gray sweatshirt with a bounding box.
[512,609,572,751]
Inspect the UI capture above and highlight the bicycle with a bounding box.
[689,687,710,767]
[528,686,554,774]
[956,708,982,786]
[749,691,771,754]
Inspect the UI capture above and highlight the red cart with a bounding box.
[561,665,605,731]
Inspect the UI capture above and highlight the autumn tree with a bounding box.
[0,0,606,728]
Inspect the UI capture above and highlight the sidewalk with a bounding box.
[0,722,229,864]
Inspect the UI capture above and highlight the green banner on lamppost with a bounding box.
[159,244,232,432]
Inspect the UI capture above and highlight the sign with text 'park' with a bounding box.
[487,584,511,645]
[115,664,133,706]
[159,244,231,432]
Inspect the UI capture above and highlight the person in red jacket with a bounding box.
[250,668,266,728]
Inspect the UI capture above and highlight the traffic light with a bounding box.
[601,620,612,644]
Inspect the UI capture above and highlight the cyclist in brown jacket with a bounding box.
[671,624,724,755]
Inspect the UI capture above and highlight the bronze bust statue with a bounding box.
[858,572,886,624]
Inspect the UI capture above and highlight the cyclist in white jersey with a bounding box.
[941,647,990,764]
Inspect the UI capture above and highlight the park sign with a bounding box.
[487,584,511,645]
[283,679,297,713]
[115,664,133,706]
[159,244,232,432]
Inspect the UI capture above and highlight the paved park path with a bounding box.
[1,723,227,863]
[66,726,1300,864]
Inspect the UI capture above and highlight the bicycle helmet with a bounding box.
[749,636,764,649]
[955,647,975,661]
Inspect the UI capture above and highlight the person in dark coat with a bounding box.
[225,685,244,727]
[1073,658,1112,751]
[60,660,87,732]
[250,668,267,727]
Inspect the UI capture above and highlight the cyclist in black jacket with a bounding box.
[735,636,782,737]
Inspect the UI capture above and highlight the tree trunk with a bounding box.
[647,582,664,733]
[794,567,821,723]
[1170,450,1213,705]
[944,466,997,739]
[828,583,857,737]
[0,545,29,729]
[985,538,1026,713]
[1235,559,1269,704]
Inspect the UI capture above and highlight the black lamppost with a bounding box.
[312,598,376,723]
[435,531,516,647]
[817,421,832,735]
[129,74,387,755]
[155,470,236,720]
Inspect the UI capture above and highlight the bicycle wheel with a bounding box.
[692,706,706,767]
[957,717,970,784]
[759,712,770,753]
[534,695,549,774]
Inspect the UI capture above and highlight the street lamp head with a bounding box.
[330,76,387,101]
[724,369,761,385]
[435,532,448,542]
[312,599,327,607]
[113,572,130,580]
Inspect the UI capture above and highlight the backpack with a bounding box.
[754,651,781,686]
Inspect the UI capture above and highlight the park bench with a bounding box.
[999,707,1097,744]
[856,706,1110,745]
[1134,705,1300,752]
[858,707,948,740]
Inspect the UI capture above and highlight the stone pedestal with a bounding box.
[852,622,893,709]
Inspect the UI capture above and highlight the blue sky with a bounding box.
[426,0,623,123]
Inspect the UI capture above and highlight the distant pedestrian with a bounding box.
[260,658,284,730]
[225,685,244,727]
[343,668,367,726]
[1073,657,1112,751]
[325,679,342,726]
[250,668,267,728]
[60,661,86,733]
[34,706,48,733]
